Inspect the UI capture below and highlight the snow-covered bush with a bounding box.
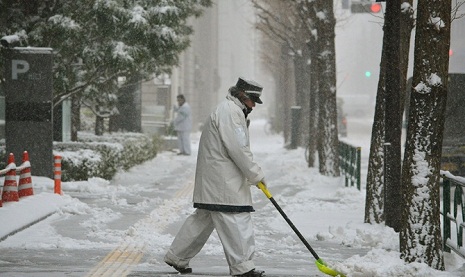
[53,132,158,181]
[0,132,158,181]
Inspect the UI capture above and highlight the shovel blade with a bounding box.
[315,258,346,277]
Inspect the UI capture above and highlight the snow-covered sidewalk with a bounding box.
[0,177,70,241]
[0,118,464,276]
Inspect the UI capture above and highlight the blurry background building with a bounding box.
[1,1,463,140]
[141,0,265,135]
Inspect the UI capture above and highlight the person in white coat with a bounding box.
[173,94,192,155]
[164,77,267,277]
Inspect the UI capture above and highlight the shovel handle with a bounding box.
[258,182,345,276]
[258,181,321,261]
[258,182,272,198]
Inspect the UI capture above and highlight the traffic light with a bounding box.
[370,3,382,13]
[351,1,382,14]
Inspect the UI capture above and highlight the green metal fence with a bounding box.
[441,170,465,258]
[338,140,361,190]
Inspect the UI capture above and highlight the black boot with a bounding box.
[166,261,192,274]
[233,269,265,277]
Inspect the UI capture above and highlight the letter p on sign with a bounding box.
[12,60,30,80]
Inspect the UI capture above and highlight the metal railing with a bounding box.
[441,170,465,258]
[338,140,361,190]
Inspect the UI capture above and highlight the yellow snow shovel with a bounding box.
[258,182,346,277]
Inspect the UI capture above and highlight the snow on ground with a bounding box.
[0,118,464,276]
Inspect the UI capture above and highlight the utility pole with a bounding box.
[384,0,403,232]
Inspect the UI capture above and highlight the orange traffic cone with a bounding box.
[18,151,33,198]
[2,153,19,202]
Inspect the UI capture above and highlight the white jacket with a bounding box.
[173,102,192,131]
[193,93,264,212]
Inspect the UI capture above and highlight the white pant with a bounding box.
[164,209,256,275]
[177,130,191,155]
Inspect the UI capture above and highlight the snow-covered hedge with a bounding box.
[53,132,158,181]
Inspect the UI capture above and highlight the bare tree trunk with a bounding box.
[307,42,319,167]
[315,0,339,176]
[293,41,312,148]
[252,0,340,174]
[280,44,293,144]
[294,0,318,167]
[365,0,414,224]
[95,114,105,136]
[365,47,387,224]
[273,70,285,134]
[400,0,450,269]
[293,54,306,147]
[93,104,106,136]
[383,0,403,231]
[71,94,81,141]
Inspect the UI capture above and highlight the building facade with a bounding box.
[141,0,261,135]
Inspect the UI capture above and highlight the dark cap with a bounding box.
[235,77,263,104]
